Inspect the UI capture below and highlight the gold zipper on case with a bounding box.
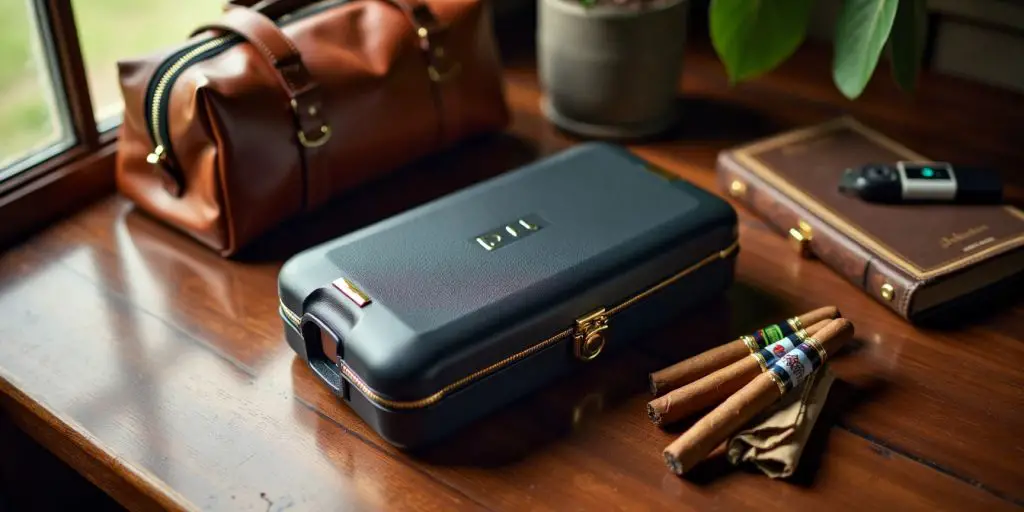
[146,35,233,166]
[340,327,575,409]
[279,240,739,410]
[281,300,302,326]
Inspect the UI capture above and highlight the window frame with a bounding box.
[0,0,119,247]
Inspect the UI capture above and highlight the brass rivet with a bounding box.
[417,27,429,38]
[788,227,813,258]
[729,180,747,198]
[880,283,895,301]
[308,106,317,116]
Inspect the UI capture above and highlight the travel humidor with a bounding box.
[279,143,739,446]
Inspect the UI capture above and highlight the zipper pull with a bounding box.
[146,145,166,165]
[144,144,182,196]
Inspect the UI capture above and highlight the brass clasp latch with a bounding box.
[290,98,331,148]
[574,308,609,361]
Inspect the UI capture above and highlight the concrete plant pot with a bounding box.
[538,0,689,139]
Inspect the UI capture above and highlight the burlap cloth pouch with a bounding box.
[726,365,835,478]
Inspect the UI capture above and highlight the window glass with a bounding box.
[0,0,70,172]
[72,0,222,126]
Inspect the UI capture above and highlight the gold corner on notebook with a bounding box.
[729,179,747,198]
[789,226,813,258]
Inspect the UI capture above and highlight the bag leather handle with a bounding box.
[186,0,453,190]
[192,7,329,148]
[226,0,325,20]
[225,0,447,54]
[224,0,431,29]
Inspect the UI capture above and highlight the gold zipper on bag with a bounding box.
[279,240,739,410]
[146,36,233,166]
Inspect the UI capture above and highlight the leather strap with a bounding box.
[225,0,429,27]
[192,7,328,152]
[225,0,318,19]
[196,0,451,146]
[220,1,447,62]
[191,0,452,204]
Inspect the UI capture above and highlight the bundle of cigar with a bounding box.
[646,307,855,476]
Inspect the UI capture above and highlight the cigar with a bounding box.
[662,318,853,476]
[647,318,830,426]
[648,306,839,396]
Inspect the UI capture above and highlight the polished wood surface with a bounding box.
[1,40,1022,511]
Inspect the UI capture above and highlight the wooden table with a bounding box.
[1,42,1022,511]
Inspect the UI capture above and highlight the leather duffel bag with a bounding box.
[116,0,509,256]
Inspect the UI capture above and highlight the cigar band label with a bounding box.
[769,344,821,392]
[753,322,794,347]
[804,337,827,362]
[752,350,769,372]
[755,335,800,371]
[788,316,803,331]
[766,369,788,395]
[762,325,786,344]
[741,335,759,353]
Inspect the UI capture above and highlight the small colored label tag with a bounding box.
[751,320,797,349]
[768,342,824,393]
[755,335,799,369]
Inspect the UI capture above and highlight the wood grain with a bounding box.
[1,40,1023,510]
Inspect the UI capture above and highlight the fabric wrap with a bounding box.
[726,365,835,478]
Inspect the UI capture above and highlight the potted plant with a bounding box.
[539,0,927,138]
[539,0,691,139]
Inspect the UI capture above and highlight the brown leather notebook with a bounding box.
[718,117,1024,322]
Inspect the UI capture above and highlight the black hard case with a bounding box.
[278,143,738,447]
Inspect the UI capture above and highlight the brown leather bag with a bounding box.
[116,0,508,256]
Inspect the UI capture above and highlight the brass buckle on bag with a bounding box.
[574,308,609,361]
[415,20,461,83]
[297,125,331,148]
[291,98,331,148]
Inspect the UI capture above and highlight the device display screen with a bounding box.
[903,163,952,180]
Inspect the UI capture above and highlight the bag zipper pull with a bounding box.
[146,144,167,165]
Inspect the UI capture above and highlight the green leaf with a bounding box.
[890,0,927,92]
[710,0,815,83]
[833,0,899,99]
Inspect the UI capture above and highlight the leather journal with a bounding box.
[279,143,739,446]
[718,117,1024,323]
